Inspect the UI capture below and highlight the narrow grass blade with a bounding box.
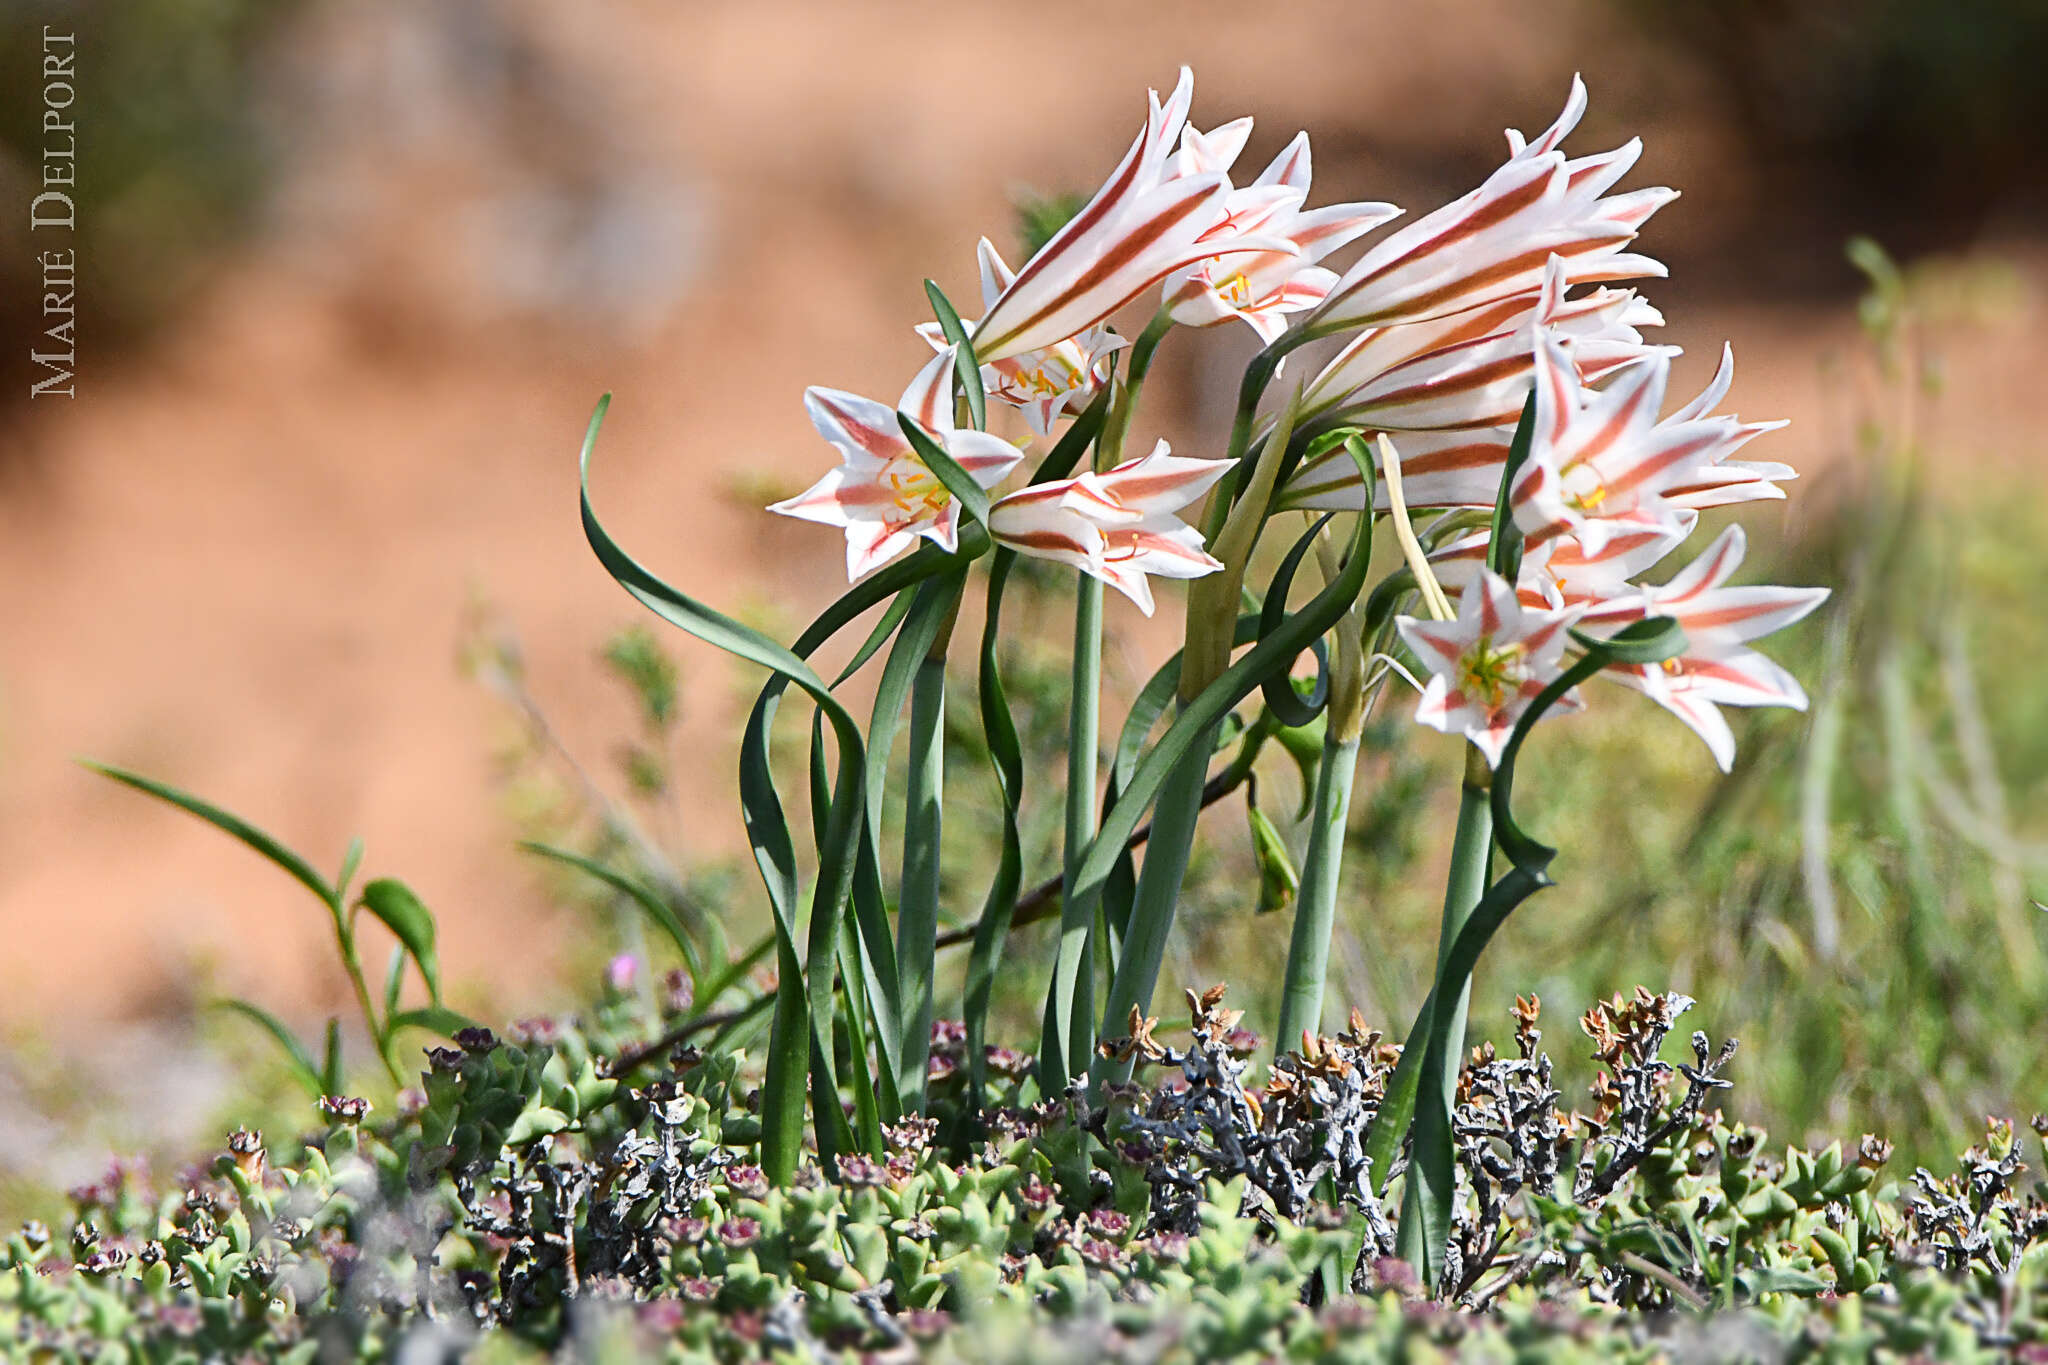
[216,999,323,1097]
[518,840,704,986]
[86,762,337,910]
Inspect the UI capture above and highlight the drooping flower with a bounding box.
[987,442,1233,616]
[1307,77,1674,335]
[1160,131,1399,342]
[918,239,1127,436]
[968,69,1289,363]
[770,351,1025,579]
[1509,333,1784,557]
[1575,525,1828,769]
[1396,568,1583,766]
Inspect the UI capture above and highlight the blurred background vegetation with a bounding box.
[1,0,2045,1222]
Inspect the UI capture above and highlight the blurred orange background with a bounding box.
[0,0,2042,1042]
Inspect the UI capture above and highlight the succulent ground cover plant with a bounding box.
[8,981,2048,1361]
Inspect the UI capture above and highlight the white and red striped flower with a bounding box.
[1307,77,1674,336]
[987,443,1233,616]
[1396,567,1583,767]
[1297,255,1669,436]
[920,239,1127,437]
[1575,525,1828,769]
[771,351,1026,580]
[968,69,1289,363]
[1161,131,1399,342]
[1509,334,1777,557]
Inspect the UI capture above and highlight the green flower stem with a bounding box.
[1273,730,1361,1050]
[1395,746,1495,1280]
[896,617,952,1112]
[1041,322,1166,1087]
[1043,572,1106,1083]
[1092,720,1215,1088]
[1276,517,1373,1050]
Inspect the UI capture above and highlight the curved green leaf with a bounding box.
[518,840,702,985]
[897,415,991,533]
[580,395,868,1183]
[357,878,442,1005]
[1487,392,1538,582]
[215,999,323,1097]
[85,763,337,911]
[1392,614,1686,1283]
[924,279,987,433]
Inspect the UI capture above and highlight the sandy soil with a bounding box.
[0,0,2040,1039]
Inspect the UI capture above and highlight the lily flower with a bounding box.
[1161,131,1400,342]
[919,239,1127,436]
[1575,525,1828,769]
[968,69,1291,363]
[1426,515,1697,608]
[1396,567,1583,767]
[1307,76,1674,335]
[1296,255,1670,435]
[987,442,1233,616]
[1509,333,1777,557]
[770,351,1026,580]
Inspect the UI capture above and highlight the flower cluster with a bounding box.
[770,68,1823,757]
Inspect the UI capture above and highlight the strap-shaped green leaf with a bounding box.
[1488,392,1538,581]
[1258,513,1344,728]
[897,414,991,533]
[924,279,987,433]
[580,395,867,1183]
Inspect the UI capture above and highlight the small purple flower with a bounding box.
[837,1155,887,1188]
[724,1165,768,1200]
[1086,1209,1132,1239]
[716,1217,760,1249]
[637,1298,687,1333]
[606,953,641,991]
[680,1276,719,1303]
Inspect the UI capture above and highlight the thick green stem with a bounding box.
[1274,731,1362,1049]
[1092,723,1214,1088]
[1042,572,1105,1085]
[896,646,947,1112]
[1395,751,1495,1282]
